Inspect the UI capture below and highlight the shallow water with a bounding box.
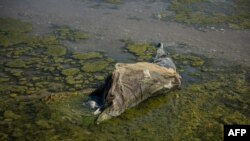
[0,0,250,141]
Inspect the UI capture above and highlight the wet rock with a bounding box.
[96,62,181,123]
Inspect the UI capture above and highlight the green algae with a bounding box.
[81,61,110,72]
[165,0,250,29]
[0,32,29,47]
[61,68,80,76]
[172,53,205,68]
[54,26,89,41]
[72,52,102,60]
[127,43,156,61]
[47,45,67,57]
[5,60,27,68]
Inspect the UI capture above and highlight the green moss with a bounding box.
[81,61,110,72]
[72,52,102,60]
[127,43,156,61]
[47,45,67,57]
[6,60,27,68]
[61,68,80,76]
[54,27,89,41]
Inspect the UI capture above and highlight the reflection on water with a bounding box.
[0,0,250,140]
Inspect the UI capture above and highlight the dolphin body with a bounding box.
[84,43,181,123]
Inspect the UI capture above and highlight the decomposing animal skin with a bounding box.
[84,43,181,123]
[96,62,181,123]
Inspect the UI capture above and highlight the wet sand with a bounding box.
[0,0,250,64]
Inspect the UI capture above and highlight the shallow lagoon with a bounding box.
[0,0,250,141]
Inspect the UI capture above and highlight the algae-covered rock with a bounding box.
[127,43,156,61]
[72,52,102,60]
[81,61,110,72]
[6,60,27,68]
[61,68,80,76]
[47,45,67,57]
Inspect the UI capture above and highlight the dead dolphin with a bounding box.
[83,42,181,123]
[96,62,181,123]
